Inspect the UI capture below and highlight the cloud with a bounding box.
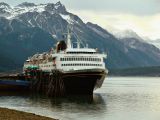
[70,10,160,40]
[66,0,160,15]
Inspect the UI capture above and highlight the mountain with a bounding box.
[0,1,160,72]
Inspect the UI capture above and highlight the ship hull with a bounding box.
[61,69,106,95]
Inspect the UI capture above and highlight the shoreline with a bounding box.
[0,107,57,120]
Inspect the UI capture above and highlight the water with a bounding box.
[0,77,160,120]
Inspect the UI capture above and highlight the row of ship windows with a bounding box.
[40,64,55,67]
[61,64,102,67]
[60,58,101,62]
[67,52,96,54]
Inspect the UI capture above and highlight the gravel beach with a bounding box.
[0,108,57,120]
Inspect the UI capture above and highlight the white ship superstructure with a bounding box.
[24,28,107,73]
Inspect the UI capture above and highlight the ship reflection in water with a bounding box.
[0,92,106,120]
[1,77,160,120]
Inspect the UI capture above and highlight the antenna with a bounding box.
[72,31,85,48]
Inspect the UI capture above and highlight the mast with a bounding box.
[67,25,72,48]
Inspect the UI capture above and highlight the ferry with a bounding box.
[23,26,108,95]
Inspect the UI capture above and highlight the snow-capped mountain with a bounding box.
[0,2,12,17]
[0,1,160,71]
[111,29,143,40]
[0,2,67,19]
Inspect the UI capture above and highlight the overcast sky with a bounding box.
[1,0,160,39]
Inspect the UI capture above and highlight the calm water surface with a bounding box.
[0,77,160,120]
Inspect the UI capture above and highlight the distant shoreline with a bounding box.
[0,107,57,120]
[108,66,160,77]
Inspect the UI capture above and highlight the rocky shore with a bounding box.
[0,108,57,120]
